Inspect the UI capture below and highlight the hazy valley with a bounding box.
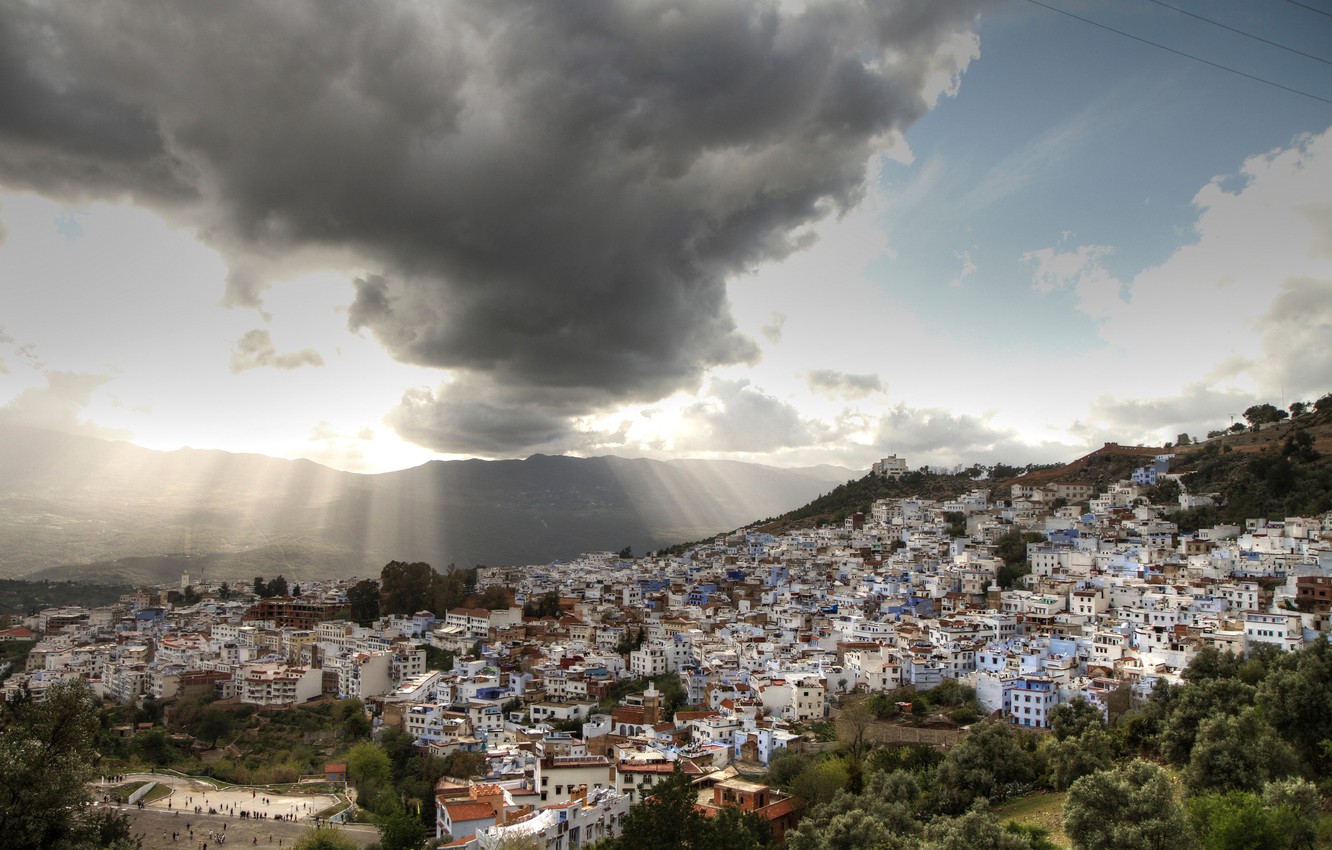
[0,425,852,585]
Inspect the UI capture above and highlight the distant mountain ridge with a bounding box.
[0,425,852,585]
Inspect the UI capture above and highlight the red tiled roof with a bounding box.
[443,801,496,822]
[617,762,676,774]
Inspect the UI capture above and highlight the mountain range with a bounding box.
[0,425,853,585]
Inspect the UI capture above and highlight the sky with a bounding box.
[0,0,1329,475]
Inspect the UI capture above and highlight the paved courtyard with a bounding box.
[96,773,382,850]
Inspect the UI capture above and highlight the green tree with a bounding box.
[379,809,429,850]
[1003,822,1059,850]
[524,590,562,618]
[423,645,455,671]
[785,774,919,850]
[266,574,289,598]
[994,531,1045,567]
[1182,709,1296,795]
[1187,792,1287,850]
[765,751,814,790]
[930,721,1037,814]
[73,808,140,850]
[430,565,472,614]
[920,805,1034,850]
[1281,430,1320,463]
[379,730,420,783]
[0,681,138,850]
[1047,726,1115,791]
[942,511,968,538]
[1254,638,1332,772]
[597,769,771,850]
[993,530,1044,589]
[790,757,850,807]
[709,805,775,850]
[1262,778,1320,850]
[476,584,510,610]
[865,743,941,778]
[442,749,487,779]
[347,740,391,786]
[1243,403,1287,429]
[1182,647,1244,684]
[1159,678,1255,765]
[381,561,435,615]
[347,578,380,626]
[1063,760,1191,850]
[1048,696,1104,742]
[193,707,237,748]
[789,804,909,850]
[131,728,179,765]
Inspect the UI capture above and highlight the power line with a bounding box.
[1143,0,1332,67]
[1286,0,1332,21]
[1024,0,1332,106]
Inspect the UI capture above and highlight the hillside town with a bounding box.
[5,447,1332,848]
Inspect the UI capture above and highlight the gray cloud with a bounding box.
[870,404,1068,467]
[386,377,586,456]
[0,371,130,439]
[229,329,324,373]
[0,0,986,453]
[1085,385,1258,444]
[807,368,885,399]
[1255,276,1332,398]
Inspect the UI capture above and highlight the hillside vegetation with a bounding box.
[749,394,1332,538]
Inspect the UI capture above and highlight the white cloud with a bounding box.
[947,249,977,288]
[229,328,324,373]
[1025,126,1332,407]
[675,378,822,453]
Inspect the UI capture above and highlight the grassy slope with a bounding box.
[992,792,1070,848]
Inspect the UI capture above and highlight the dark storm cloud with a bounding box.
[807,368,885,399]
[229,329,324,374]
[387,377,585,456]
[0,0,986,453]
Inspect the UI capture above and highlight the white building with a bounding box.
[237,662,322,707]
